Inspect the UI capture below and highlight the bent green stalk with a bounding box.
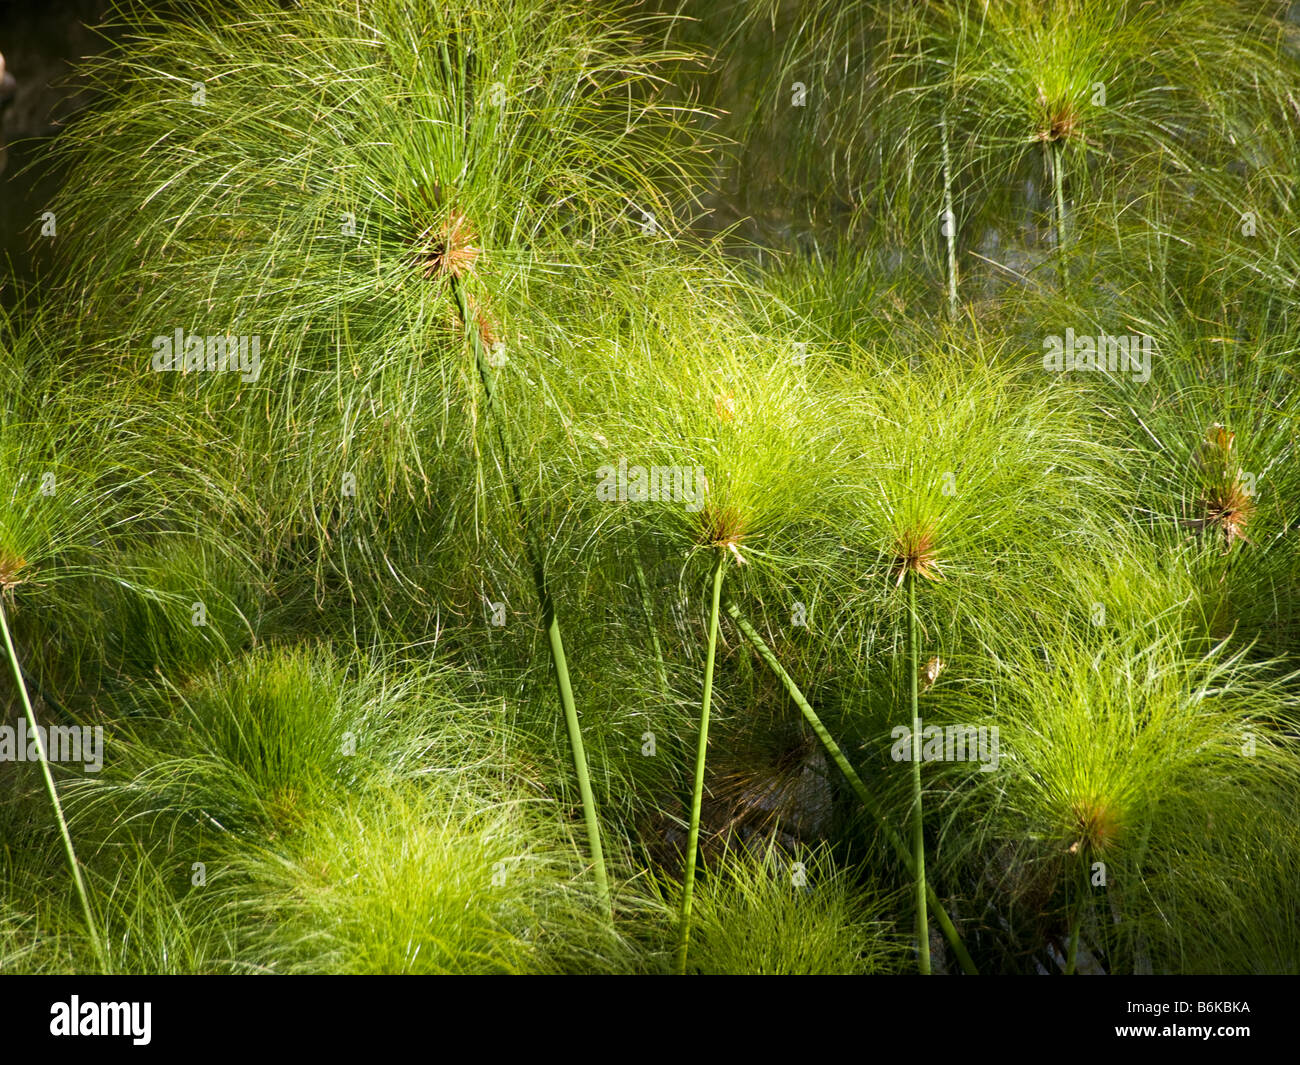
[725,600,977,976]
[452,278,609,914]
[675,549,726,974]
[909,571,930,974]
[0,598,108,972]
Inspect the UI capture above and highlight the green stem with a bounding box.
[940,110,958,318]
[0,597,108,973]
[452,278,609,914]
[908,571,931,975]
[1051,139,1067,283]
[724,600,977,976]
[675,549,726,975]
[1065,857,1089,975]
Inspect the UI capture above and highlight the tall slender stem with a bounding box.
[675,549,726,975]
[725,601,977,975]
[1051,139,1068,283]
[452,278,609,914]
[940,110,958,318]
[909,571,931,975]
[1065,857,1090,975]
[0,598,108,972]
